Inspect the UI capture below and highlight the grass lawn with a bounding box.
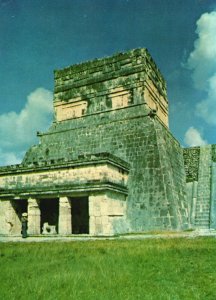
[0,237,216,300]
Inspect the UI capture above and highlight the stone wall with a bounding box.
[0,200,22,235]
[0,153,129,236]
[53,48,168,127]
[183,147,200,182]
[0,49,190,234]
[0,153,128,199]
[89,191,127,236]
[151,121,188,229]
[183,145,216,229]
[0,160,128,196]
[22,104,188,231]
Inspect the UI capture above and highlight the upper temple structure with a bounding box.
[0,48,215,236]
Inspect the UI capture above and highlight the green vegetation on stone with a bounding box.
[0,238,216,300]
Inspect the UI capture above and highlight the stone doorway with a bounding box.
[9,199,28,235]
[71,197,89,234]
[39,198,59,234]
[12,199,28,219]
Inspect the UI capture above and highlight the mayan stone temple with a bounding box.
[0,48,216,236]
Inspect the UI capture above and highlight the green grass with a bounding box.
[0,238,216,300]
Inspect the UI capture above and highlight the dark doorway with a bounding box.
[40,198,59,233]
[11,199,27,221]
[71,197,89,234]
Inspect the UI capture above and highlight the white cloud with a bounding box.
[187,10,216,126]
[187,11,216,90]
[0,87,53,166]
[184,127,207,147]
[0,150,22,166]
[196,73,216,124]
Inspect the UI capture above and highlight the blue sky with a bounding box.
[0,0,216,165]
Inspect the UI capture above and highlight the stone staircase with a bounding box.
[195,146,212,229]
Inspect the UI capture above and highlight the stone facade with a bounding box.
[184,145,216,229]
[0,48,215,236]
[0,153,128,236]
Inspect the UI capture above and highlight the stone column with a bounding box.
[89,193,107,236]
[28,198,41,235]
[0,200,19,235]
[59,197,72,235]
[210,163,216,229]
[89,192,126,236]
[191,181,198,227]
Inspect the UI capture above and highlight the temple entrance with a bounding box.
[9,199,28,235]
[12,199,28,220]
[71,197,89,234]
[39,198,59,234]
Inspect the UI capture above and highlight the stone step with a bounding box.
[195,221,209,224]
[195,213,210,217]
[195,222,209,227]
[195,222,209,225]
[196,213,210,217]
[195,217,209,222]
[195,216,210,220]
[195,216,209,220]
[194,146,212,229]
[195,226,209,229]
